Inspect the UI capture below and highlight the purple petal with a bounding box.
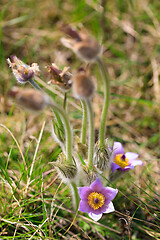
[117,165,134,171]
[130,159,143,166]
[78,187,92,200]
[104,202,115,213]
[90,178,103,192]
[101,187,118,203]
[88,212,102,221]
[111,162,120,172]
[125,152,139,160]
[79,200,91,213]
[113,142,124,156]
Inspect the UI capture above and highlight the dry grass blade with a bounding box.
[0,124,27,171]
[24,121,46,196]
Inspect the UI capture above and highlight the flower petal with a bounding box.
[90,178,103,191]
[104,202,115,213]
[111,162,120,172]
[88,212,102,221]
[125,152,139,160]
[78,187,92,200]
[113,142,124,156]
[130,159,143,166]
[102,187,118,202]
[79,200,91,213]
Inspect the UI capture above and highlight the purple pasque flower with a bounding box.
[7,55,39,84]
[79,178,118,221]
[111,142,143,172]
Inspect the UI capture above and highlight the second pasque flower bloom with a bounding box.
[111,142,143,172]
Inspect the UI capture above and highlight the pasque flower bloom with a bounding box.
[79,178,118,221]
[7,55,39,84]
[111,142,143,172]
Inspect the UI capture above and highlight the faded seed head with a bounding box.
[7,56,40,84]
[60,25,101,62]
[47,63,72,92]
[8,87,49,112]
[72,68,95,99]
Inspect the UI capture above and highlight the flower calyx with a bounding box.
[94,141,112,171]
[51,152,77,180]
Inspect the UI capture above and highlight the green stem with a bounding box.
[29,78,43,91]
[29,78,65,140]
[97,57,110,148]
[80,100,87,144]
[85,99,94,170]
[70,182,80,210]
[50,103,73,164]
[63,92,67,110]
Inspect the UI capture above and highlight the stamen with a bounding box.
[114,154,129,168]
[88,192,105,210]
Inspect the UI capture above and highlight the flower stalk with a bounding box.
[80,99,87,144]
[85,99,94,170]
[96,57,110,148]
[50,102,73,164]
[30,77,65,142]
[71,181,80,210]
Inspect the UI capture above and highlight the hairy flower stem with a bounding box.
[50,102,73,164]
[96,57,110,148]
[85,99,94,170]
[63,92,67,109]
[71,182,80,210]
[29,78,64,138]
[29,78,43,91]
[81,100,87,144]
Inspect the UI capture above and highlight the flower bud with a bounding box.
[60,25,101,62]
[94,141,112,171]
[72,68,94,99]
[47,63,72,92]
[82,165,98,185]
[51,153,77,181]
[7,56,39,84]
[51,119,65,144]
[8,87,49,112]
[74,136,88,160]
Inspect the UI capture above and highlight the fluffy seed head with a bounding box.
[8,87,49,112]
[72,69,94,99]
[60,25,101,62]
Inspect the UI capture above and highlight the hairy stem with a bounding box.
[50,102,73,164]
[85,99,94,170]
[29,78,65,140]
[97,57,110,148]
[63,92,67,109]
[71,182,80,210]
[80,100,87,144]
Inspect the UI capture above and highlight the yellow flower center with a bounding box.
[88,192,105,210]
[114,154,129,168]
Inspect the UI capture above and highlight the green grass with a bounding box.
[0,0,160,239]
